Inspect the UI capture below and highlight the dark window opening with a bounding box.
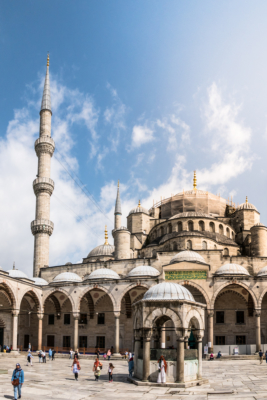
[96,336,105,348]
[98,313,105,325]
[64,314,70,325]
[215,336,225,345]
[216,311,224,324]
[48,314,54,325]
[47,335,55,347]
[63,336,71,348]
[236,335,246,345]
[79,336,87,348]
[79,314,87,324]
[236,311,245,324]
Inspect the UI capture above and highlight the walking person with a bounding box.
[71,357,81,381]
[42,350,46,363]
[69,349,73,359]
[108,363,115,382]
[93,358,102,381]
[52,349,56,360]
[107,349,111,361]
[11,363,24,400]
[96,348,100,359]
[48,348,52,361]
[38,350,43,363]
[157,355,167,383]
[74,349,79,360]
[27,351,34,366]
[128,356,134,377]
[259,349,263,364]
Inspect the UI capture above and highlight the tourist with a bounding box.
[28,342,31,351]
[96,348,100,359]
[124,350,128,359]
[11,363,24,400]
[108,363,115,382]
[209,353,214,360]
[52,349,56,360]
[71,357,81,381]
[93,357,102,381]
[216,351,222,359]
[74,349,79,359]
[128,356,134,377]
[259,349,263,364]
[265,350,267,363]
[38,350,43,363]
[157,355,167,383]
[103,352,107,360]
[42,350,46,363]
[27,351,33,366]
[48,348,52,361]
[129,351,132,359]
[69,349,73,359]
[107,349,111,361]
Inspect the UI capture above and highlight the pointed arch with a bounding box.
[0,318,5,328]
[18,287,42,312]
[211,281,257,309]
[78,285,116,312]
[144,307,182,329]
[178,281,210,308]
[184,308,205,331]
[118,282,150,308]
[0,280,17,309]
[43,288,74,314]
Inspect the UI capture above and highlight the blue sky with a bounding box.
[0,1,267,275]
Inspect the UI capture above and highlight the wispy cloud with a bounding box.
[131,124,154,148]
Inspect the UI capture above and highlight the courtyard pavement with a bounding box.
[0,356,267,399]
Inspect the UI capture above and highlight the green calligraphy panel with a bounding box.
[165,270,207,280]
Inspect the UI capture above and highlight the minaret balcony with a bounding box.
[33,177,55,196]
[31,219,54,236]
[35,136,55,156]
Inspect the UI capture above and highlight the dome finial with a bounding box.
[138,200,141,207]
[104,225,109,245]
[47,52,50,67]
[193,170,197,190]
[246,196,248,204]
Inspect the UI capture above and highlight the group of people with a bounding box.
[0,344,12,353]
[209,351,222,360]
[258,349,267,364]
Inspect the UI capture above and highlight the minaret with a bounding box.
[114,180,122,229]
[31,54,55,277]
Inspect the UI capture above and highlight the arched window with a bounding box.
[173,242,177,251]
[188,221,193,232]
[186,240,192,250]
[178,221,182,232]
[223,248,229,256]
[209,222,215,233]
[202,241,207,250]
[199,221,205,231]
[226,227,230,238]
[168,224,172,234]
[219,224,223,235]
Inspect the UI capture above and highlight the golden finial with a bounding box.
[246,196,248,204]
[138,200,141,207]
[117,180,119,188]
[47,53,50,67]
[104,225,109,245]
[193,170,197,190]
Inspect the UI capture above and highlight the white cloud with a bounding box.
[157,113,190,151]
[131,125,154,148]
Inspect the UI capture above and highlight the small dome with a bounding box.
[129,201,149,216]
[252,223,266,228]
[53,272,82,283]
[7,269,28,279]
[236,201,257,211]
[84,268,120,280]
[257,266,267,277]
[127,265,160,278]
[170,250,207,265]
[32,277,48,286]
[65,262,72,265]
[215,263,250,276]
[143,282,195,301]
[87,243,115,258]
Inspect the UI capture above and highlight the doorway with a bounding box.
[24,335,29,350]
[0,328,3,351]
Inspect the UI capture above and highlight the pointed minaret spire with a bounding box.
[40,53,52,113]
[114,180,122,229]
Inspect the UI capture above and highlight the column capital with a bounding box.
[114,311,120,318]
[207,310,214,318]
[37,313,44,320]
[176,336,185,343]
[73,312,80,320]
[142,328,152,340]
[255,310,261,317]
[12,310,19,317]
[134,329,142,341]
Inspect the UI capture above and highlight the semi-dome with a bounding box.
[53,272,82,283]
[84,268,120,280]
[129,201,149,216]
[257,266,267,277]
[32,277,48,286]
[215,263,250,276]
[143,282,195,302]
[170,250,207,265]
[7,269,29,279]
[127,265,160,278]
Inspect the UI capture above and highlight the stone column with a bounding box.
[73,314,80,351]
[134,331,141,377]
[207,311,214,353]
[255,312,261,352]
[38,314,44,350]
[161,323,166,349]
[142,329,151,382]
[197,336,203,379]
[114,312,121,355]
[176,336,184,383]
[12,311,19,351]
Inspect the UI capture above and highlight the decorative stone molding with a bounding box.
[31,219,54,236]
[35,136,55,157]
[33,177,54,196]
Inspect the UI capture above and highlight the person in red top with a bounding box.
[71,357,81,381]
[157,355,167,383]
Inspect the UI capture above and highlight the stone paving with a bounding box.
[1,356,267,399]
